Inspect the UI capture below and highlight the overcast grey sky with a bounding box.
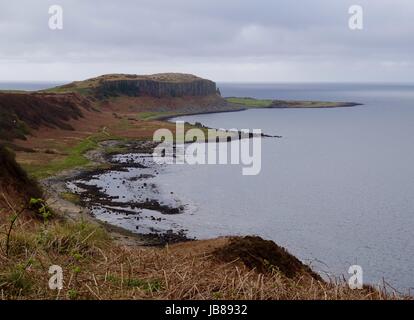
[1,0,414,82]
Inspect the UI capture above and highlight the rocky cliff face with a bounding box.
[98,78,217,98]
[48,73,221,99]
[86,73,218,98]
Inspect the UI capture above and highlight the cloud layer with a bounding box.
[1,0,414,82]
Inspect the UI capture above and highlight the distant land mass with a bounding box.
[46,73,219,98]
[0,73,361,144]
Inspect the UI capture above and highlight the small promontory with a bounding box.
[51,73,219,98]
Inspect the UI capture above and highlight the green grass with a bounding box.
[41,86,93,95]
[113,118,136,130]
[225,97,273,108]
[138,112,162,120]
[138,111,181,121]
[0,262,33,295]
[0,109,31,141]
[60,192,81,205]
[103,145,129,156]
[23,130,127,179]
[38,219,110,254]
[226,97,351,109]
[23,137,98,179]
[40,80,95,95]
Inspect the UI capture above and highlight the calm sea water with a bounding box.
[158,83,414,292]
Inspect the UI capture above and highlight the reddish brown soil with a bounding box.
[0,91,194,219]
[1,92,224,170]
[0,145,42,220]
[0,92,94,141]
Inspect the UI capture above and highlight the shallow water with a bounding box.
[67,154,187,236]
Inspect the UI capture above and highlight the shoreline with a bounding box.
[42,100,362,246]
[42,140,195,246]
[155,106,247,121]
[147,99,363,121]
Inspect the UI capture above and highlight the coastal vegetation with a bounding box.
[226,97,360,109]
[226,97,273,107]
[22,132,119,179]
[0,73,387,300]
[0,209,399,300]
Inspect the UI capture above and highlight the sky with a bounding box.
[1,0,414,83]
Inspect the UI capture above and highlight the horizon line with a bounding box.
[1,79,414,85]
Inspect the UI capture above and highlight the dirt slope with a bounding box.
[0,92,93,142]
[0,145,42,218]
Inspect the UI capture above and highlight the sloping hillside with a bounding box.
[0,73,231,178]
[0,74,226,143]
[0,145,42,216]
[0,92,93,142]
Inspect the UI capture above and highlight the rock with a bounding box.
[95,73,218,98]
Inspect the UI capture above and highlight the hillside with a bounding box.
[0,74,226,141]
[0,145,42,216]
[0,92,93,142]
[46,73,219,98]
[0,74,233,179]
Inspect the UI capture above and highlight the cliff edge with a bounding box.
[49,73,220,99]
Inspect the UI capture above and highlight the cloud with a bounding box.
[0,0,414,81]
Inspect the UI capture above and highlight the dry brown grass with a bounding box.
[0,210,407,300]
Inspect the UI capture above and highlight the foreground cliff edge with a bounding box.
[0,74,398,300]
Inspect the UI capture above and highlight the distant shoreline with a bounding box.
[152,98,363,122]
